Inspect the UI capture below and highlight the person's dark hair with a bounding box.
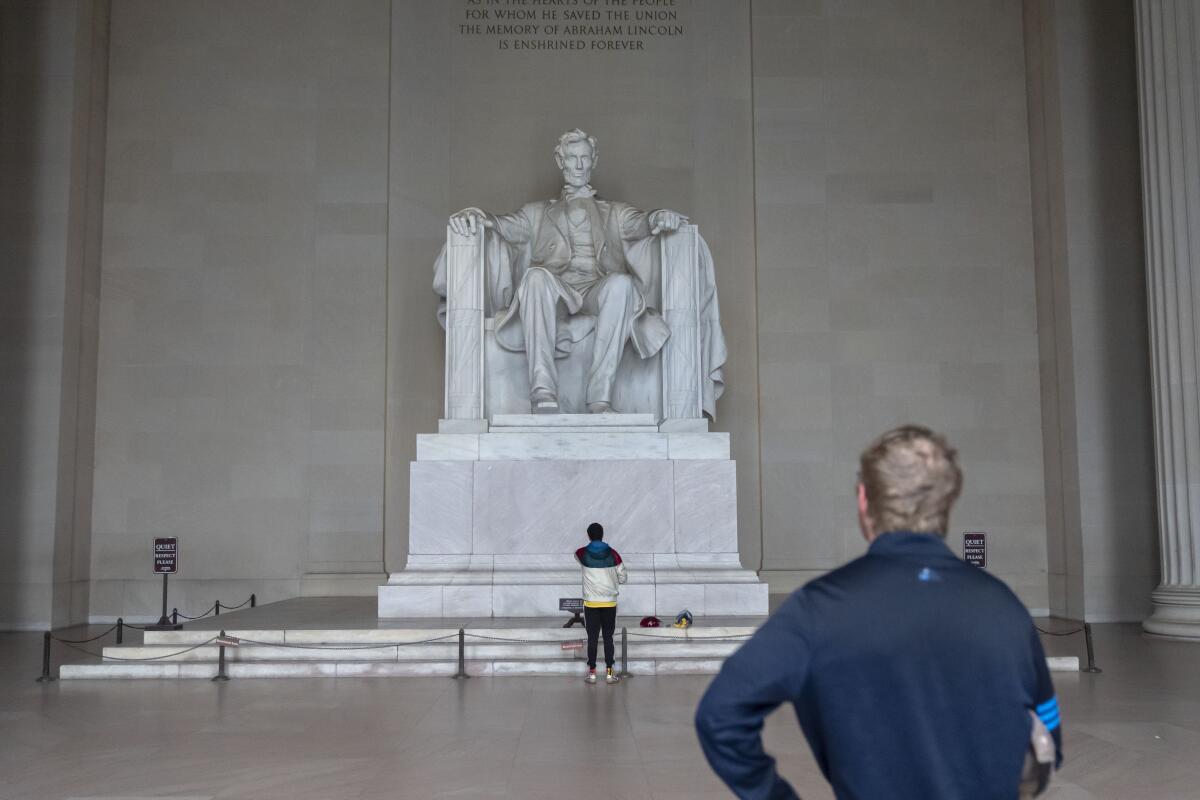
[587,522,604,541]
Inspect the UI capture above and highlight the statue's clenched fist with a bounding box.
[448,207,493,236]
[649,209,688,235]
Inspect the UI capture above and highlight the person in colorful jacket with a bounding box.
[695,425,1064,799]
[575,522,628,684]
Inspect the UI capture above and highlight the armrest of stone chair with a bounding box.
[443,226,485,422]
[659,223,705,422]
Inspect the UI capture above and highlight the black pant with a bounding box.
[584,605,617,669]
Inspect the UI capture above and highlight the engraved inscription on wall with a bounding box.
[458,0,685,52]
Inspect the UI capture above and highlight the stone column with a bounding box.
[1134,0,1200,638]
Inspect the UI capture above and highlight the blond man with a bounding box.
[696,425,1062,799]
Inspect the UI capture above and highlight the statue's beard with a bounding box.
[563,170,591,187]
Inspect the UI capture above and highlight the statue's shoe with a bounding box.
[532,393,559,414]
[587,402,613,414]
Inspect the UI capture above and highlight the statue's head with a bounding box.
[554,128,597,189]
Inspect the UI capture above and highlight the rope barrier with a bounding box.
[1033,622,1102,673]
[48,624,121,644]
[624,630,752,642]
[53,637,220,662]
[1034,625,1084,637]
[462,632,563,644]
[171,594,257,621]
[233,634,461,650]
[173,603,218,621]
[35,617,1103,682]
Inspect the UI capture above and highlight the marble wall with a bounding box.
[384,0,760,572]
[750,1,1050,610]
[0,0,107,629]
[3,0,1155,623]
[1025,0,1157,622]
[89,0,390,619]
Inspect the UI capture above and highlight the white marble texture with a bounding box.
[377,585,443,617]
[674,460,738,553]
[477,432,669,460]
[491,426,657,433]
[667,432,730,459]
[416,433,480,460]
[704,583,771,616]
[438,418,488,434]
[661,224,703,419]
[1134,0,1200,640]
[443,227,485,421]
[654,584,706,617]
[415,431,730,460]
[379,574,766,618]
[491,413,657,428]
[443,585,493,616]
[492,584,594,616]
[472,460,675,554]
[659,418,710,432]
[409,462,473,554]
[482,323,662,417]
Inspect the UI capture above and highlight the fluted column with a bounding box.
[1135,0,1200,638]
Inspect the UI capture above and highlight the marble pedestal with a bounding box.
[379,414,768,618]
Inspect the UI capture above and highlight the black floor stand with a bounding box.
[144,573,183,631]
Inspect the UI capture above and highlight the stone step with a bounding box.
[142,626,757,646]
[491,413,658,428]
[101,639,744,662]
[59,657,728,680]
[60,653,1082,680]
[488,426,657,433]
[416,430,730,461]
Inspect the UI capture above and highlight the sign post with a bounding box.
[559,597,584,628]
[963,532,986,568]
[147,538,183,631]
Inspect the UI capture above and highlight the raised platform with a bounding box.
[55,598,1084,679]
[386,412,769,619]
[59,598,764,680]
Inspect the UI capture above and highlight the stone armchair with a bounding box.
[436,223,726,427]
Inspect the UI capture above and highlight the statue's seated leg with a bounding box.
[582,273,640,412]
[517,267,566,413]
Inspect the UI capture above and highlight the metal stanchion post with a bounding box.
[214,600,220,617]
[1082,623,1102,673]
[619,627,631,678]
[157,573,169,625]
[117,618,124,645]
[212,630,230,682]
[171,608,178,625]
[453,628,470,680]
[35,631,55,683]
[250,593,256,608]
[147,573,182,631]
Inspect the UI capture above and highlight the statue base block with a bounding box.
[380,416,768,618]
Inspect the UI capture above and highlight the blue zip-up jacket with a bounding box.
[695,531,1063,799]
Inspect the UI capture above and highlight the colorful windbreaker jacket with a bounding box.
[574,541,628,607]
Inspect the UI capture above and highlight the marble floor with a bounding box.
[2,615,1199,799]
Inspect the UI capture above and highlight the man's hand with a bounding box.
[448,207,493,236]
[649,209,689,235]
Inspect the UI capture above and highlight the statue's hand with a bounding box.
[448,207,494,236]
[650,209,689,235]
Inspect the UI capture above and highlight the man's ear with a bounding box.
[857,482,875,543]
